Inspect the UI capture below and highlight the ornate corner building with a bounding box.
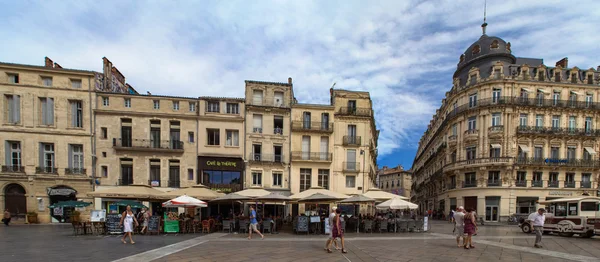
[411,28,600,222]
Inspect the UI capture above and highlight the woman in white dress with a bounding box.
[119,205,139,244]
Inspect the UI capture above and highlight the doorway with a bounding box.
[485,196,500,222]
[48,186,77,223]
[4,183,26,221]
[463,196,477,211]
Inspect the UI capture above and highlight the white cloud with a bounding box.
[1,0,599,162]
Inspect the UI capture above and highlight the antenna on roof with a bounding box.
[481,0,488,35]
[331,82,336,89]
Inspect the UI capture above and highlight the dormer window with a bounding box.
[490,40,499,49]
[472,45,481,55]
[538,70,545,81]
[469,74,477,85]
[571,73,578,83]
[7,73,19,84]
[555,72,561,82]
[459,54,465,63]
[588,74,594,85]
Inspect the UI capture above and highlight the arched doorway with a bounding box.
[48,186,77,223]
[4,183,27,221]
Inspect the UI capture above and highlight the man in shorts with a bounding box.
[248,205,264,240]
[453,206,466,247]
[324,207,340,252]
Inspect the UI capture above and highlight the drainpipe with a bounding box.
[89,76,96,192]
[195,99,199,184]
[243,101,247,189]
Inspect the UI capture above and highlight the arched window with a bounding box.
[472,45,481,55]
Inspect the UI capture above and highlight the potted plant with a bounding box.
[26,211,38,224]
[71,210,81,222]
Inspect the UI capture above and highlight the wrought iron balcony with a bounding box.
[343,162,360,172]
[463,181,477,188]
[488,125,504,133]
[464,129,478,135]
[515,180,527,187]
[249,154,285,164]
[118,178,134,186]
[65,168,86,175]
[168,180,181,188]
[1,165,25,173]
[113,138,184,152]
[291,151,332,161]
[36,166,58,174]
[581,181,592,188]
[548,181,559,188]
[273,127,284,135]
[515,157,600,167]
[337,107,372,117]
[487,179,502,187]
[532,180,543,187]
[517,126,600,137]
[291,121,334,133]
[252,127,263,134]
[343,136,361,146]
[564,181,575,188]
[444,157,512,169]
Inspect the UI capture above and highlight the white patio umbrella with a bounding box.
[162,195,208,208]
[376,197,418,210]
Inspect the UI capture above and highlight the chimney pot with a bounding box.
[555,57,568,68]
[44,57,54,68]
[288,77,292,84]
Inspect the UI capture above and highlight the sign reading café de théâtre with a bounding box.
[206,160,237,168]
[198,156,244,171]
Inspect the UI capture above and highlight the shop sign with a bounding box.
[545,159,568,164]
[548,191,573,196]
[207,183,241,193]
[151,181,160,187]
[206,160,237,168]
[47,188,77,196]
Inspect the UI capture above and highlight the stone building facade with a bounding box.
[411,25,600,222]
[378,165,411,198]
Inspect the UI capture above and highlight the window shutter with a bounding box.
[40,99,47,125]
[47,98,54,125]
[39,143,44,168]
[14,95,20,123]
[68,145,73,169]
[71,102,77,127]
[5,142,10,167]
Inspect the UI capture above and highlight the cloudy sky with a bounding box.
[1,0,599,169]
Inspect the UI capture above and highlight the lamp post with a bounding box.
[360,149,365,193]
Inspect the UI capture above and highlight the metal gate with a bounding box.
[4,183,26,220]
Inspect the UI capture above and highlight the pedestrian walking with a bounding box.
[532,208,546,248]
[324,207,340,253]
[2,209,10,226]
[453,206,465,247]
[140,208,149,234]
[463,208,478,249]
[247,205,264,240]
[119,205,139,244]
[330,209,347,253]
[449,209,455,223]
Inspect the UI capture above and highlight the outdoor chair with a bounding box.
[186,220,195,233]
[415,220,424,232]
[201,220,210,233]
[71,221,83,235]
[364,220,373,233]
[379,221,388,233]
[239,220,249,233]
[92,222,104,235]
[222,220,231,233]
[262,220,272,233]
[341,220,346,233]
[398,221,408,233]
[83,222,93,235]
[292,218,298,233]
[407,220,416,232]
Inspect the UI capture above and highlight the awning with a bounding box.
[518,144,530,152]
[537,89,550,94]
[491,144,502,149]
[584,147,597,155]
[571,91,584,96]
[521,88,532,93]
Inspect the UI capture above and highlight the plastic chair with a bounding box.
[407,220,416,232]
[71,221,83,235]
[222,220,231,233]
[415,220,424,232]
[239,220,249,233]
[398,221,408,233]
[292,218,298,233]
[379,221,388,233]
[364,220,373,233]
[201,220,210,233]
[262,220,272,233]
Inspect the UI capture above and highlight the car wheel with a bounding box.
[559,232,574,237]
[582,231,594,238]
[521,223,531,234]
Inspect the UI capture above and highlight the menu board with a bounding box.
[163,212,179,233]
[91,210,106,222]
[297,216,309,233]
[310,216,321,223]
[147,216,161,234]
[106,214,123,234]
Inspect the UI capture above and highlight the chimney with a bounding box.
[53,63,62,69]
[555,57,568,68]
[288,77,292,84]
[45,57,54,68]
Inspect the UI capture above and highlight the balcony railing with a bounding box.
[291,121,334,133]
[532,180,543,187]
[444,157,512,169]
[464,129,478,135]
[168,180,181,188]
[252,128,263,134]
[564,181,575,188]
[463,181,477,188]
[548,181,559,188]
[487,179,502,186]
[581,181,592,188]
[515,157,600,167]
[343,162,360,172]
[273,127,284,135]
[118,178,134,186]
[517,126,600,137]
[488,125,504,133]
[515,180,527,187]
[448,135,457,141]
[65,168,86,175]
[113,138,184,151]
[1,165,25,173]
[343,136,361,146]
[36,166,58,174]
[250,154,284,164]
[291,151,332,161]
[337,107,372,117]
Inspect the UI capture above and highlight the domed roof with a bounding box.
[458,34,512,68]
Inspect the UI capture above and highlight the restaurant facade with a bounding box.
[198,156,245,193]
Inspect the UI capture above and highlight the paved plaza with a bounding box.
[2,221,600,262]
